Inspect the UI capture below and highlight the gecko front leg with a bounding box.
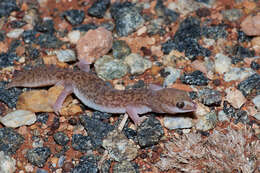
[53,83,73,114]
[126,105,151,125]
[77,59,91,72]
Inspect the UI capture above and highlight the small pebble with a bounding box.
[238,73,260,96]
[198,88,222,106]
[164,117,193,130]
[225,87,246,109]
[6,29,24,38]
[53,132,70,146]
[72,155,98,173]
[181,70,209,86]
[58,155,65,167]
[196,111,217,131]
[233,45,255,58]
[16,87,62,113]
[55,49,76,62]
[218,110,229,122]
[36,113,49,124]
[224,67,255,82]
[112,40,131,59]
[67,30,81,44]
[71,134,93,152]
[87,0,110,18]
[63,9,85,26]
[0,151,16,173]
[110,2,144,36]
[95,55,128,80]
[0,110,36,128]
[251,37,260,54]
[26,147,51,168]
[102,129,138,162]
[124,53,152,75]
[214,53,231,74]
[222,8,242,22]
[0,128,24,155]
[79,115,114,148]
[162,67,181,87]
[137,116,164,148]
[112,161,136,173]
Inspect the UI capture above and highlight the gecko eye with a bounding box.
[176,101,185,108]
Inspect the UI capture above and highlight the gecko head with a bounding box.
[5,70,28,89]
[150,88,197,114]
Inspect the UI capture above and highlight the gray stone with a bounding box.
[137,117,164,147]
[112,161,136,173]
[196,111,217,131]
[95,55,128,80]
[102,129,138,162]
[26,147,51,168]
[124,53,152,75]
[163,67,181,87]
[110,2,144,36]
[218,110,229,122]
[55,49,77,62]
[224,67,255,82]
[222,8,243,22]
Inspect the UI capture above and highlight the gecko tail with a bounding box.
[5,65,64,89]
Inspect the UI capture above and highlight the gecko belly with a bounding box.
[74,88,126,113]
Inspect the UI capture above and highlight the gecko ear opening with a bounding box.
[149,84,163,91]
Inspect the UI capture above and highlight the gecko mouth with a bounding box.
[184,101,197,112]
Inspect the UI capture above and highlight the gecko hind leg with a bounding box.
[53,84,73,114]
[126,106,148,125]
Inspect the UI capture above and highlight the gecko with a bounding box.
[6,66,197,125]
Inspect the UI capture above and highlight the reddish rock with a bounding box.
[225,87,246,109]
[76,27,113,65]
[241,13,260,36]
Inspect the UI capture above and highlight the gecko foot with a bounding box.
[126,106,148,126]
[135,116,148,126]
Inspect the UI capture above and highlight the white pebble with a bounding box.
[224,67,255,82]
[7,29,24,38]
[68,30,81,44]
[214,53,231,74]
[164,117,193,130]
[0,151,16,173]
[55,49,76,62]
[0,110,36,128]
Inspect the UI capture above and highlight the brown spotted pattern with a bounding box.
[7,66,196,113]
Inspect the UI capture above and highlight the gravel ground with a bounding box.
[0,0,259,172]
